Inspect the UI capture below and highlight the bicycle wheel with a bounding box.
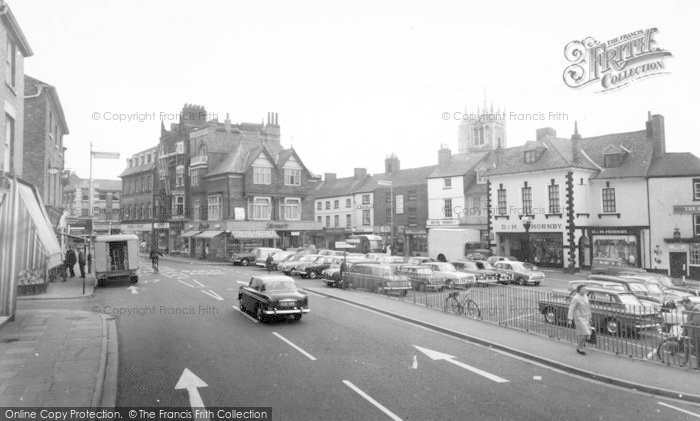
[463,299,481,319]
[657,338,686,366]
[444,296,461,314]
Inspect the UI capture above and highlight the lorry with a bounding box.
[427,228,491,262]
[94,234,139,286]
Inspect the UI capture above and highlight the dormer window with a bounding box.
[603,153,623,168]
[524,150,538,163]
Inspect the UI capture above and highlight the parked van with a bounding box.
[254,247,283,267]
[94,234,139,286]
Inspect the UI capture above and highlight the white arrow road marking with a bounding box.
[178,280,195,288]
[272,332,317,361]
[413,345,508,383]
[192,279,206,288]
[127,286,139,295]
[657,402,700,418]
[342,380,403,421]
[232,305,259,323]
[152,279,160,283]
[175,368,209,421]
[237,281,248,285]
[201,289,224,301]
[412,355,418,369]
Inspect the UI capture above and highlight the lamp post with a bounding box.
[522,216,532,263]
[377,180,393,254]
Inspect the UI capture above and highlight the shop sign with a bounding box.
[153,222,170,229]
[121,223,152,232]
[356,205,372,210]
[267,223,288,230]
[673,205,700,214]
[234,207,245,220]
[668,243,688,252]
[496,223,564,232]
[291,231,300,236]
[427,219,459,227]
[395,195,404,214]
[380,226,391,233]
[590,228,637,235]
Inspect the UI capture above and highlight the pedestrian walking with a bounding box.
[567,284,592,355]
[339,257,348,288]
[78,249,86,278]
[680,297,700,369]
[65,248,77,278]
[87,251,92,274]
[265,254,273,273]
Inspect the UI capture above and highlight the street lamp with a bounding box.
[377,180,393,254]
[522,216,532,263]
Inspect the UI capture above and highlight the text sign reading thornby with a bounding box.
[562,28,672,93]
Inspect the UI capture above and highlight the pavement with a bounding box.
[303,284,700,404]
[17,273,96,301]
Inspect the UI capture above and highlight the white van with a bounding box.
[254,247,283,267]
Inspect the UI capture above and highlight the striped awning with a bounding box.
[230,230,280,240]
[193,231,224,239]
[179,230,201,238]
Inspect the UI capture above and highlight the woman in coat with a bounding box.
[567,284,592,355]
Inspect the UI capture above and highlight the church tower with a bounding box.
[457,99,507,154]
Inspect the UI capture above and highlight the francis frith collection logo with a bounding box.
[562,28,672,92]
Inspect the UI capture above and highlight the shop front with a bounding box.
[266,221,323,250]
[494,221,566,267]
[120,223,152,253]
[587,227,643,267]
[225,221,281,258]
[152,222,170,252]
[321,227,352,250]
[403,227,428,257]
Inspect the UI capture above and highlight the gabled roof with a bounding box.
[205,143,305,178]
[429,151,489,178]
[647,153,700,177]
[487,137,580,176]
[24,75,69,134]
[312,175,372,199]
[1,3,33,57]
[119,162,156,177]
[579,130,653,178]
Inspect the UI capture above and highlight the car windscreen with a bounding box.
[627,283,648,293]
[300,255,318,262]
[645,283,663,294]
[434,263,456,271]
[476,261,493,270]
[263,281,298,292]
[520,263,538,271]
[618,294,642,306]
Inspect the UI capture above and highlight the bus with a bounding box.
[346,235,384,254]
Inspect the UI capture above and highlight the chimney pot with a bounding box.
[324,173,337,181]
[354,168,367,178]
[536,127,556,140]
[438,147,451,167]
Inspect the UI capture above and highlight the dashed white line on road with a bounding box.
[201,289,224,301]
[342,380,403,421]
[192,279,206,288]
[272,332,317,361]
[178,279,194,288]
[232,306,258,324]
[657,402,700,418]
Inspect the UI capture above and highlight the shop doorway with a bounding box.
[669,252,686,278]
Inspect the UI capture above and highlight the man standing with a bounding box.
[78,249,86,278]
[339,257,348,288]
[65,247,77,278]
[680,297,700,369]
[265,254,273,273]
[567,285,592,355]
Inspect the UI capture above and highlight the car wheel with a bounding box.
[604,318,619,336]
[518,277,527,286]
[293,314,302,321]
[256,305,266,323]
[241,258,249,266]
[543,307,558,324]
[240,300,246,313]
[309,271,317,279]
[534,282,540,286]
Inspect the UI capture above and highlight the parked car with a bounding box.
[587,275,666,307]
[238,275,309,322]
[486,255,518,265]
[253,247,283,267]
[377,255,406,264]
[590,257,646,276]
[342,263,411,295]
[295,255,334,279]
[464,241,493,257]
[619,273,700,297]
[420,262,477,288]
[394,264,445,291]
[450,260,500,286]
[269,251,296,270]
[277,253,306,274]
[366,253,390,261]
[406,256,434,265]
[324,259,375,287]
[492,261,544,286]
[231,248,257,266]
[289,254,321,276]
[538,287,660,336]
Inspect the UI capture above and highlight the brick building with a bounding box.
[119,147,157,250]
[63,174,121,234]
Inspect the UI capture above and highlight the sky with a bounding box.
[11,0,700,180]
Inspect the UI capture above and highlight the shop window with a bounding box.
[346,214,352,228]
[362,209,370,226]
[602,186,616,212]
[694,214,700,237]
[253,166,272,185]
[690,244,700,265]
[444,199,452,218]
[548,182,560,214]
[497,186,507,215]
[694,178,700,201]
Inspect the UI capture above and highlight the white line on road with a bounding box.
[160,272,173,278]
[237,281,248,285]
[272,332,317,361]
[657,402,700,418]
[302,289,326,298]
[342,380,403,421]
[178,279,195,288]
[152,279,160,283]
[192,279,206,288]
[232,306,259,324]
[201,290,224,301]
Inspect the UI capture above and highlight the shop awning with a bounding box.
[179,231,201,238]
[230,230,280,240]
[193,231,224,239]
[18,182,63,268]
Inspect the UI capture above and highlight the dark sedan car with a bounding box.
[295,256,333,279]
[230,248,256,266]
[238,275,310,322]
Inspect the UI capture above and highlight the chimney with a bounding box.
[225,113,231,132]
[438,145,451,167]
[571,121,582,164]
[275,112,279,126]
[324,173,337,181]
[354,168,367,178]
[536,127,556,140]
[384,153,400,174]
[645,112,666,159]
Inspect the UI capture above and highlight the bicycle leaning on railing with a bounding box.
[443,284,481,319]
[657,324,693,367]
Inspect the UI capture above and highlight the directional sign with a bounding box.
[377,180,393,186]
[175,368,209,421]
[413,345,508,383]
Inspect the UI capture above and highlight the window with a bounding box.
[362,209,370,226]
[284,169,301,186]
[5,38,16,87]
[81,208,89,217]
[691,244,700,266]
[346,198,352,208]
[408,190,417,201]
[334,215,339,227]
[521,185,532,215]
[362,194,370,205]
[334,199,339,209]
[602,187,616,212]
[694,215,700,237]
[282,198,301,221]
[191,170,199,187]
[325,201,330,210]
[2,114,14,172]
[603,154,622,168]
[253,166,272,184]
[208,195,222,221]
[386,207,392,220]
[99,192,107,201]
[176,165,185,187]
[548,183,560,214]
[173,195,184,216]
[524,150,538,163]
[497,186,507,215]
[252,197,271,220]
[444,199,452,218]
[346,214,352,228]
[146,202,151,219]
[317,201,322,210]
[317,216,322,223]
[385,192,391,203]
[472,126,484,146]
[694,178,700,201]
[407,207,417,226]
[147,175,152,191]
[325,215,331,228]
[443,178,452,189]
[81,188,89,201]
[139,176,144,192]
[476,172,486,184]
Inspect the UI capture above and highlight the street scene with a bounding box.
[1,0,700,420]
